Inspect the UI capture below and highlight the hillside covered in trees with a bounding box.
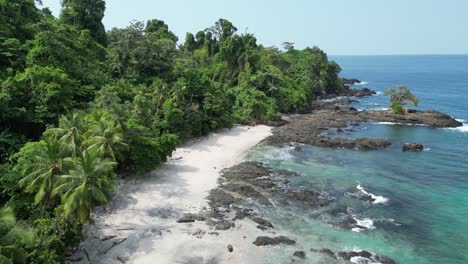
[0,0,345,262]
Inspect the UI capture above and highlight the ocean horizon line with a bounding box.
[330,53,468,57]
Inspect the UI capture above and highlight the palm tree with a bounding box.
[19,136,67,205]
[46,112,84,157]
[0,207,33,264]
[52,149,116,222]
[84,110,128,162]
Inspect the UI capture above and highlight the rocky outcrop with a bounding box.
[312,248,396,264]
[364,109,462,128]
[339,87,376,97]
[339,77,361,85]
[286,190,333,208]
[252,236,296,246]
[333,98,360,105]
[402,143,424,152]
[337,250,396,264]
[320,87,376,100]
[265,106,462,149]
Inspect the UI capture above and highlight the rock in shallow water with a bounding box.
[249,216,274,228]
[402,143,424,152]
[293,251,306,259]
[252,236,296,246]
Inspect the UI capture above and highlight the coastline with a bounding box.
[70,125,272,264]
[68,90,464,264]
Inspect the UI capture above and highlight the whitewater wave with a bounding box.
[373,121,428,127]
[350,256,383,264]
[357,184,389,205]
[455,119,465,123]
[351,217,375,232]
[376,91,383,95]
[444,124,468,133]
[354,81,369,86]
[371,107,389,111]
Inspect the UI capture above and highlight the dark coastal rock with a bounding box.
[176,213,205,223]
[223,183,271,205]
[336,87,376,97]
[267,119,288,127]
[222,162,272,181]
[286,190,331,208]
[338,250,373,260]
[232,207,254,220]
[336,250,396,264]
[364,109,462,128]
[402,143,424,152]
[249,216,274,228]
[207,189,240,209]
[265,106,461,150]
[339,77,361,85]
[320,137,392,150]
[252,236,296,246]
[227,244,234,252]
[331,216,363,231]
[256,225,268,231]
[293,145,303,152]
[334,98,360,105]
[293,251,306,259]
[318,248,337,259]
[215,220,234,230]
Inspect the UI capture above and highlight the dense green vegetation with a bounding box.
[384,85,419,114]
[0,0,345,262]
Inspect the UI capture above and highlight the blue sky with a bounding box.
[41,0,468,55]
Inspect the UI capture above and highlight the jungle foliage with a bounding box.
[0,0,345,262]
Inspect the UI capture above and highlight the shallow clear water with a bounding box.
[246,55,468,263]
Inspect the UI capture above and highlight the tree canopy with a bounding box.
[0,1,346,262]
[384,85,420,114]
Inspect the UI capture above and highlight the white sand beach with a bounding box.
[73,125,273,264]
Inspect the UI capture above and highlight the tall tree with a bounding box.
[53,149,115,222]
[18,136,66,205]
[60,0,107,46]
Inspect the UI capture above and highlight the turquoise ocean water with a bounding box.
[246,55,468,263]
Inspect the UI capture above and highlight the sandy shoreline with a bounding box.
[71,125,273,264]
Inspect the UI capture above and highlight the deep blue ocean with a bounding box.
[247,55,468,263]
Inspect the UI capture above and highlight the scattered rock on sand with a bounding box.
[227,244,234,252]
[176,213,205,223]
[215,220,234,230]
[252,236,296,246]
[402,143,424,152]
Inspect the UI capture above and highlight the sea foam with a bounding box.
[351,217,376,232]
[357,184,389,205]
[354,81,369,86]
[445,124,468,133]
